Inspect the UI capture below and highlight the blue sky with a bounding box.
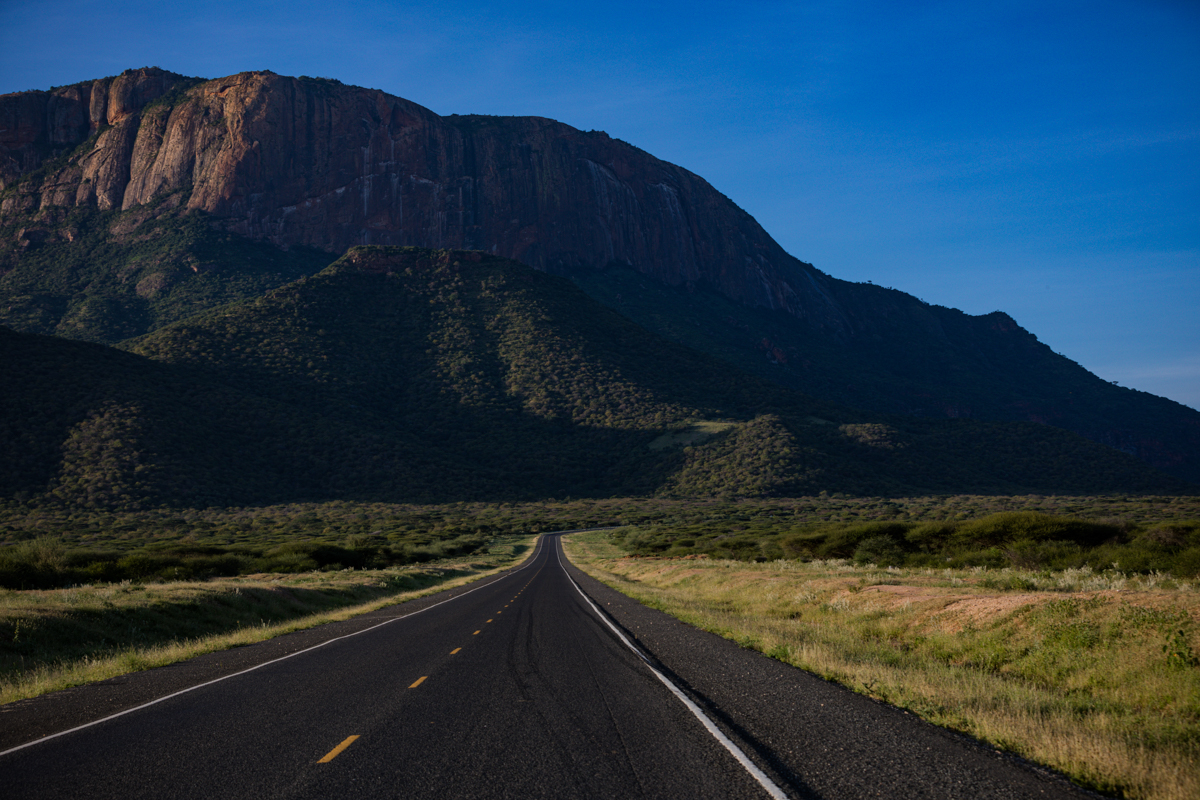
[3,0,1198,409]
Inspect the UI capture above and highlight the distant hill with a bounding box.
[1,67,1197,484]
[1,247,1187,509]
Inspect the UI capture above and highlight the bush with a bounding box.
[952,512,1120,550]
[260,552,319,573]
[904,522,955,551]
[817,522,909,559]
[1002,539,1085,571]
[853,535,905,567]
[1173,547,1200,578]
[0,538,69,588]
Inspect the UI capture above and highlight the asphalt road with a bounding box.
[1,534,1097,799]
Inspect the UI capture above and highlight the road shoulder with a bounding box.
[558,539,1101,800]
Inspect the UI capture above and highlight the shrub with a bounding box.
[1002,539,1085,570]
[260,552,319,573]
[951,512,1120,550]
[817,522,910,559]
[1173,547,1200,578]
[853,535,905,567]
[0,538,65,583]
[905,522,955,551]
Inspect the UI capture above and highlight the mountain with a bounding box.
[2,68,1197,484]
[0,246,1186,509]
[0,68,830,320]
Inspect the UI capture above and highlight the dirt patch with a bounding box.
[856,583,1052,631]
[860,584,948,605]
[932,593,1049,632]
[648,421,735,451]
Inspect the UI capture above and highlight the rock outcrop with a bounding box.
[0,68,188,201]
[0,69,848,334]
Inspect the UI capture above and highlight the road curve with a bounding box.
[1,534,1096,799]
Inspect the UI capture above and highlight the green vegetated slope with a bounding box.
[570,265,1200,484]
[0,323,435,508]
[1,246,1190,508]
[0,202,333,342]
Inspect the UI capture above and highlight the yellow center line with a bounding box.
[473,630,481,635]
[450,647,461,654]
[487,619,493,623]
[318,735,360,763]
[409,676,427,689]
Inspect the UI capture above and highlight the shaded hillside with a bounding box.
[572,267,1200,483]
[0,324,409,508]
[11,245,1181,509]
[1,68,1197,485]
[129,244,1192,501]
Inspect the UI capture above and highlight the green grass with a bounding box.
[564,530,1200,800]
[0,535,537,705]
[648,421,736,450]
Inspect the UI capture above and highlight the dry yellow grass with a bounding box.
[564,531,1200,800]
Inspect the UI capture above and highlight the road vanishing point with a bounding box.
[1,534,1095,799]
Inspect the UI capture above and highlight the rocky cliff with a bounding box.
[0,68,847,334]
[0,68,192,207]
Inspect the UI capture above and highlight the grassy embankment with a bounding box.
[0,535,537,705]
[563,531,1200,800]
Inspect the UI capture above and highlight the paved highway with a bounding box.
[2,534,1095,799]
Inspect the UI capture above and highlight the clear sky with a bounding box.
[3,0,1198,409]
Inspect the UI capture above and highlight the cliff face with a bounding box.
[0,69,848,335]
[0,68,190,203]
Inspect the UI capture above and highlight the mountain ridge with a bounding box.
[2,246,1187,509]
[2,67,1197,484]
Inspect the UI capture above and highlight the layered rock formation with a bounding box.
[0,69,847,334]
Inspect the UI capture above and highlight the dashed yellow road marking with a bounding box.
[450,647,461,654]
[409,676,427,689]
[473,630,481,635]
[487,619,493,623]
[318,735,360,763]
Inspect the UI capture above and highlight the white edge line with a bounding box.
[554,535,789,800]
[0,535,547,759]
